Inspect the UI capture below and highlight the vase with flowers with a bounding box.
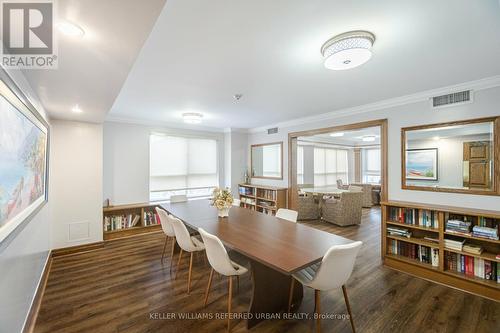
[211,188,234,217]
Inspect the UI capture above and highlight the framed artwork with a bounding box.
[0,76,49,244]
[405,148,438,181]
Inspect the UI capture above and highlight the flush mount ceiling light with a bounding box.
[362,135,377,142]
[182,112,203,124]
[329,132,344,137]
[321,30,375,70]
[57,21,85,37]
[71,104,82,113]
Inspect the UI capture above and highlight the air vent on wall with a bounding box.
[267,127,278,134]
[432,90,472,108]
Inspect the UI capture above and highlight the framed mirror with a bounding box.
[402,117,499,195]
[251,142,283,179]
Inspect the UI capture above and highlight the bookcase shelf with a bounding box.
[102,202,163,240]
[238,184,287,216]
[382,200,500,301]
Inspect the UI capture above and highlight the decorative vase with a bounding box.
[218,206,230,218]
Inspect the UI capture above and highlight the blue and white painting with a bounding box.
[0,94,47,229]
[406,148,438,181]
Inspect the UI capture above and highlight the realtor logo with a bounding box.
[1,0,57,68]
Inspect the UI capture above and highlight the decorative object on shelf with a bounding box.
[211,188,234,218]
[405,148,438,181]
[244,171,250,184]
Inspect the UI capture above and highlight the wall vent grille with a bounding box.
[267,127,278,134]
[432,90,472,108]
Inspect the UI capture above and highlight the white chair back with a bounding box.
[276,208,298,222]
[198,228,239,276]
[170,217,198,251]
[232,198,241,206]
[155,207,175,237]
[310,241,362,290]
[170,194,187,203]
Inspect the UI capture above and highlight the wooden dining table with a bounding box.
[161,199,353,329]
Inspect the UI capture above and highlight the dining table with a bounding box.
[301,186,350,196]
[161,199,353,329]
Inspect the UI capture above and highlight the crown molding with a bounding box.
[105,115,225,133]
[248,75,500,134]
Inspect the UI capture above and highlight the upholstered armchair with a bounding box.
[297,193,320,220]
[349,183,373,208]
[321,191,363,226]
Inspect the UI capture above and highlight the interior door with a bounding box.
[463,141,491,188]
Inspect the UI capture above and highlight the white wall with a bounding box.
[49,120,103,249]
[0,69,51,333]
[229,131,248,194]
[103,121,226,205]
[247,85,500,210]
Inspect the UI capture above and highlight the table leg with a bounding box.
[247,259,303,329]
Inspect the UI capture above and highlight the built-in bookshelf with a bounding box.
[103,202,162,240]
[238,184,287,215]
[382,200,500,301]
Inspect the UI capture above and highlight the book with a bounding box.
[463,244,483,255]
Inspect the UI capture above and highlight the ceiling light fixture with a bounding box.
[182,112,203,124]
[329,132,344,137]
[71,104,83,113]
[57,21,85,37]
[321,30,375,70]
[362,135,376,142]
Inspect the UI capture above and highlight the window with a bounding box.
[314,147,348,186]
[149,134,218,201]
[362,148,381,184]
[297,145,304,184]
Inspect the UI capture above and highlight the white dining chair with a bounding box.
[276,208,298,222]
[155,208,176,268]
[232,198,241,206]
[170,194,187,203]
[169,217,206,294]
[288,241,362,333]
[198,228,248,332]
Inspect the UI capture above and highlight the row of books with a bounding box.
[444,238,465,251]
[388,239,439,267]
[239,186,254,196]
[445,219,471,235]
[387,207,439,228]
[144,211,160,226]
[445,252,499,282]
[477,216,499,228]
[387,227,411,238]
[241,197,255,205]
[257,189,277,200]
[104,214,140,231]
[472,225,499,240]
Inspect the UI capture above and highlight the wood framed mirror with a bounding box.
[402,117,500,195]
[251,142,283,180]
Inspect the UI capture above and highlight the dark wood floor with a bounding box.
[35,207,500,333]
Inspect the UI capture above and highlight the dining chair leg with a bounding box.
[287,278,295,313]
[187,252,194,294]
[227,276,233,332]
[169,237,176,273]
[315,289,321,333]
[161,236,168,263]
[175,249,183,278]
[342,285,356,333]
[204,268,214,307]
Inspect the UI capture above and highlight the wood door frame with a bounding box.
[287,119,388,210]
[401,116,500,196]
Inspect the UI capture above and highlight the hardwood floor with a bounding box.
[34,207,500,333]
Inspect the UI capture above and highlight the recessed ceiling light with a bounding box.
[71,104,83,113]
[321,30,375,70]
[57,21,85,37]
[182,112,203,124]
[330,132,344,137]
[362,135,376,142]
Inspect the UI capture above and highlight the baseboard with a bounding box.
[51,241,105,258]
[22,250,52,333]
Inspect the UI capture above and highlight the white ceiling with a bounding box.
[107,0,500,130]
[21,0,166,123]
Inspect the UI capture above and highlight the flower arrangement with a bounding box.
[211,188,234,217]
